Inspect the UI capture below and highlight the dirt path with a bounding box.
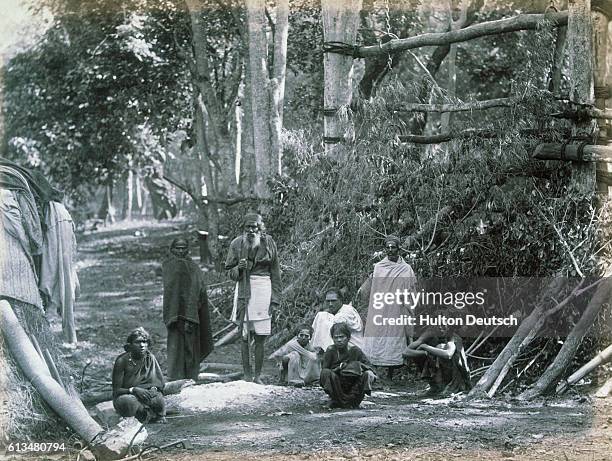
[48,220,611,460]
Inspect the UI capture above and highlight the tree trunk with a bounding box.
[194,97,220,267]
[97,181,115,224]
[246,0,272,198]
[519,277,612,400]
[549,26,567,95]
[245,0,288,198]
[322,0,362,156]
[271,0,289,177]
[122,170,133,221]
[567,0,596,193]
[135,172,143,211]
[185,0,240,200]
[592,5,610,195]
[441,0,469,132]
[240,68,257,194]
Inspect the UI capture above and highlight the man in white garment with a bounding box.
[311,288,364,352]
[360,235,416,379]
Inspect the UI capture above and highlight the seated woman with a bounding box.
[405,326,471,395]
[112,327,166,423]
[268,324,322,387]
[320,322,376,409]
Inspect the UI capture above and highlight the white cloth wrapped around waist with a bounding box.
[231,275,272,322]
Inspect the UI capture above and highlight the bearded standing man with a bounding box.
[225,213,281,383]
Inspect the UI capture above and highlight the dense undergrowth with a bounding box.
[214,22,612,392]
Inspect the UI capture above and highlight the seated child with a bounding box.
[269,324,322,386]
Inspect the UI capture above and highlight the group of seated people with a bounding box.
[112,288,471,423]
[268,287,472,409]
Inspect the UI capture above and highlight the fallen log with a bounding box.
[82,391,113,406]
[196,371,243,383]
[534,143,612,162]
[212,322,236,339]
[200,362,243,372]
[214,326,240,347]
[83,379,195,406]
[556,344,612,394]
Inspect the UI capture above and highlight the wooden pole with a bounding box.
[556,343,612,393]
[322,0,362,156]
[567,0,596,193]
[592,1,610,195]
[534,143,612,162]
[355,12,568,57]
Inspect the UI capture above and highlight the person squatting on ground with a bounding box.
[112,327,166,423]
[360,235,416,379]
[311,288,364,352]
[320,322,377,409]
[269,324,322,387]
[162,237,214,380]
[404,323,472,395]
[225,213,281,383]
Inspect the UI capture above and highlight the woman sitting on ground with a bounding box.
[320,322,376,409]
[405,325,471,395]
[112,327,166,423]
[269,324,322,387]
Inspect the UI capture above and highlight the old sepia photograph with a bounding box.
[0,0,611,459]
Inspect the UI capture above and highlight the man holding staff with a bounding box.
[225,213,281,383]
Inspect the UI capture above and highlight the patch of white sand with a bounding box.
[171,380,309,412]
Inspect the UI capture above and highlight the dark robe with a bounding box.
[421,333,472,394]
[162,254,213,380]
[112,351,166,422]
[320,344,373,408]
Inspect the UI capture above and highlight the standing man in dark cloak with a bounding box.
[225,213,281,384]
[162,237,213,380]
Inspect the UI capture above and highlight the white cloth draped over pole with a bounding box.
[322,0,362,155]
